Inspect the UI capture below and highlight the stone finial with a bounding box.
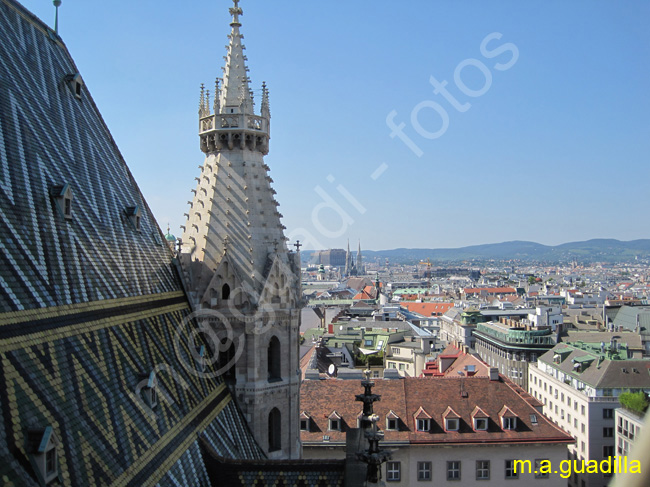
[198,83,205,116]
[214,78,221,114]
[261,81,270,119]
[230,0,243,26]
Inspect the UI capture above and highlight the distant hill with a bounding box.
[303,239,650,265]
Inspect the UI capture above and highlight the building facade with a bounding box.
[528,341,650,487]
[473,320,555,390]
[301,376,573,486]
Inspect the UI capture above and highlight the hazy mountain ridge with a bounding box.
[304,239,650,264]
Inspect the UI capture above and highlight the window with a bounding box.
[417,419,430,432]
[386,461,400,482]
[581,441,585,453]
[399,363,406,371]
[502,417,517,430]
[45,448,56,475]
[534,459,549,478]
[300,419,309,431]
[329,419,340,431]
[581,404,585,415]
[50,184,73,220]
[417,461,431,481]
[603,427,613,437]
[222,283,231,300]
[267,336,281,381]
[446,418,459,431]
[530,414,538,425]
[447,461,461,480]
[268,408,281,452]
[65,72,83,99]
[603,408,613,419]
[140,371,158,409]
[505,460,518,479]
[474,418,488,430]
[603,445,614,457]
[581,423,585,434]
[124,205,142,231]
[387,418,397,431]
[476,460,490,480]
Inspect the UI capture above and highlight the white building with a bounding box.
[302,375,574,485]
[615,404,646,457]
[529,341,650,487]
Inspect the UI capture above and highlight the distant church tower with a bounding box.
[179,0,301,459]
[356,240,363,275]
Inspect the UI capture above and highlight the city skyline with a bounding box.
[21,0,650,250]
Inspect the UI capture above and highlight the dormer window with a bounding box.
[65,72,83,99]
[446,418,459,431]
[474,418,488,430]
[443,406,461,432]
[328,411,341,431]
[414,406,432,432]
[125,206,142,231]
[196,346,206,373]
[499,406,518,430]
[50,184,73,219]
[471,406,489,431]
[386,410,399,431]
[141,371,158,409]
[27,426,60,484]
[300,411,310,432]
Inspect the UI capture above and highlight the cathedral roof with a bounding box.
[0,1,263,485]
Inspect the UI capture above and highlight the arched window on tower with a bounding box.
[219,338,236,384]
[222,283,230,300]
[268,408,281,452]
[268,336,281,382]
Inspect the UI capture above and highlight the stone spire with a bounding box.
[345,239,352,277]
[357,240,363,276]
[220,0,253,113]
[179,0,301,459]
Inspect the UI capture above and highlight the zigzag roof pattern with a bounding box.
[0,0,178,312]
[0,1,266,485]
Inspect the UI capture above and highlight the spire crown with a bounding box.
[229,0,243,26]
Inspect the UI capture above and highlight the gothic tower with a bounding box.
[356,240,363,275]
[179,0,301,459]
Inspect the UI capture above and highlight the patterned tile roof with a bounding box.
[201,438,345,487]
[0,0,178,312]
[301,376,574,447]
[0,1,264,485]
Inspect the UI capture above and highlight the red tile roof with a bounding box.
[400,302,454,317]
[300,377,573,446]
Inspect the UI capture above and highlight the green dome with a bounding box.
[165,233,176,242]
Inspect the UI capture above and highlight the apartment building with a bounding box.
[474,320,556,390]
[302,375,573,486]
[529,341,650,487]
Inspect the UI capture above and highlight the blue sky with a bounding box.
[21,0,650,250]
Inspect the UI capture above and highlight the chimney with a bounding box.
[489,367,499,381]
